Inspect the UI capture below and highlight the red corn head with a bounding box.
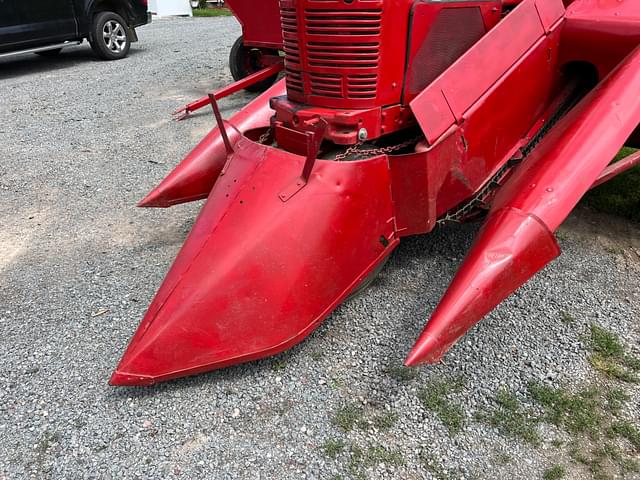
[407,44,640,366]
[111,138,398,385]
[138,80,286,208]
[114,0,640,385]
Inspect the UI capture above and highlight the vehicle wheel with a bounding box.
[90,11,131,60]
[36,48,62,57]
[229,36,279,93]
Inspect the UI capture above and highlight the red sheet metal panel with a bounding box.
[535,0,565,31]
[402,1,502,102]
[410,0,565,144]
[492,44,640,231]
[433,27,563,218]
[139,80,286,208]
[113,140,398,385]
[225,0,283,48]
[561,0,640,78]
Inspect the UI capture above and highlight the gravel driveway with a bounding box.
[1,17,639,480]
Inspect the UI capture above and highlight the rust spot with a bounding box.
[460,135,468,152]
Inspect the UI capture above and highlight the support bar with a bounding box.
[173,62,284,120]
[591,149,640,189]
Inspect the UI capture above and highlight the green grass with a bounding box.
[310,350,324,361]
[590,324,625,358]
[623,355,640,371]
[192,7,233,17]
[527,380,640,478]
[329,377,345,390]
[560,311,575,325]
[420,453,448,480]
[620,457,640,475]
[496,452,512,465]
[581,147,640,222]
[271,358,287,372]
[362,445,405,467]
[610,421,640,451]
[347,444,404,479]
[568,442,617,480]
[527,383,603,438]
[588,324,639,383]
[417,377,466,435]
[331,403,398,433]
[604,388,629,414]
[590,355,638,383]
[331,403,364,432]
[384,365,418,383]
[322,439,346,459]
[543,465,566,480]
[477,389,541,445]
[372,411,398,431]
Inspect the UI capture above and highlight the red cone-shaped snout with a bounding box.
[406,44,640,366]
[405,208,560,366]
[137,122,241,208]
[111,138,398,385]
[138,80,286,208]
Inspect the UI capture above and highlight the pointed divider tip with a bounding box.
[109,370,155,387]
[137,188,171,208]
[405,207,560,366]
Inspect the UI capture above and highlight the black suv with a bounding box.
[0,0,150,61]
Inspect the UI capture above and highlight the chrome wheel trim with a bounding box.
[102,20,127,53]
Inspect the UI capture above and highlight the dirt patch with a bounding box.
[560,206,640,270]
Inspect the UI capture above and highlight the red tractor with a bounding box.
[113,0,640,386]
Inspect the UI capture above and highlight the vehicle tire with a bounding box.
[229,36,279,93]
[36,48,62,57]
[90,11,131,60]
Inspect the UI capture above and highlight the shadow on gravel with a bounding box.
[105,355,289,399]
[0,46,144,80]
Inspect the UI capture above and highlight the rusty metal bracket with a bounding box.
[279,119,328,202]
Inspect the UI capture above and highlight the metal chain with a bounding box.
[436,85,586,226]
[334,135,423,161]
[258,128,272,145]
[436,165,508,226]
[258,128,422,156]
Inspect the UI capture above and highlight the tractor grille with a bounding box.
[280,1,382,105]
[421,8,485,88]
[281,7,300,64]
